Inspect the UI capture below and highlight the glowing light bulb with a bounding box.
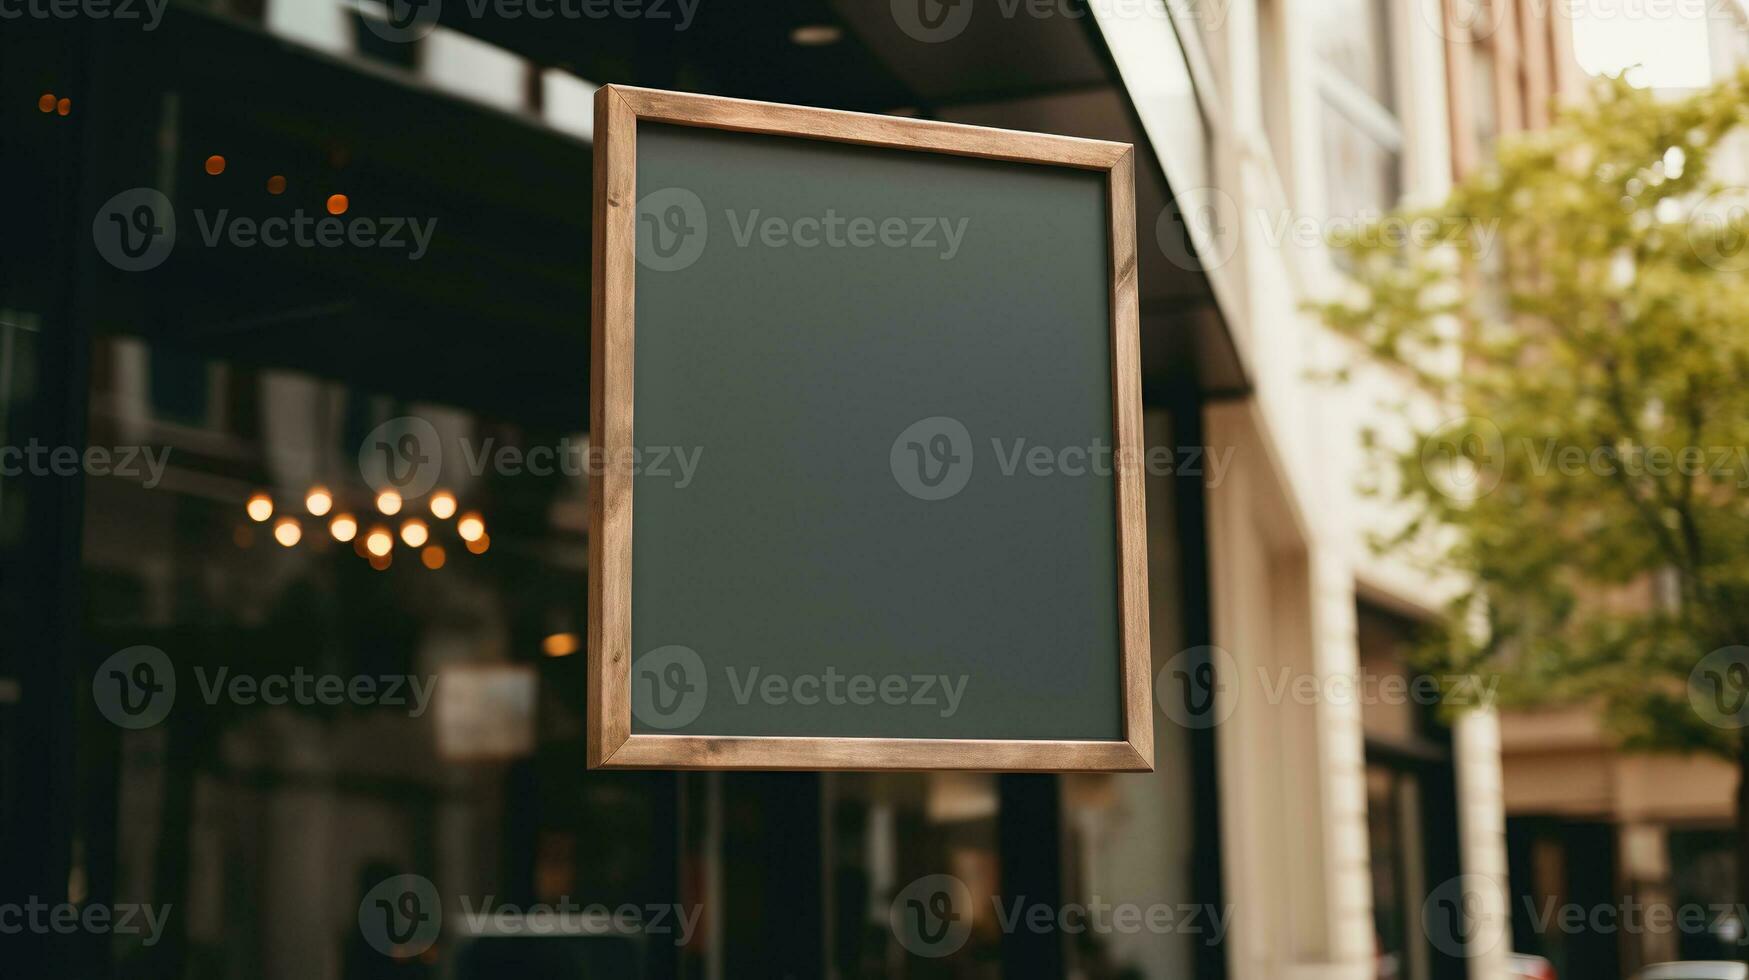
[305,487,333,516]
[246,493,274,522]
[375,490,402,515]
[542,633,580,657]
[365,527,394,557]
[465,533,490,555]
[330,514,358,542]
[429,491,457,520]
[273,518,302,547]
[400,519,428,548]
[456,512,484,542]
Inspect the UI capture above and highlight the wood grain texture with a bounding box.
[607,735,1152,772]
[588,86,1152,772]
[1106,147,1155,770]
[607,84,1130,171]
[588,85,637,769]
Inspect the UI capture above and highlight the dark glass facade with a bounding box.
[1,5,1227,978]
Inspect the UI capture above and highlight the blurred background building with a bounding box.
[3,1,1739,979]
[1451,2,1749,977]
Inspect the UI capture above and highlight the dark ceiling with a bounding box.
[69,0,1241,432]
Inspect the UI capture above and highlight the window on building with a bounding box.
[1357,600,1466,980]
[1314,0,1404,219]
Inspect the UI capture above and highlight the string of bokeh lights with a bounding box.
[244,486,488,571]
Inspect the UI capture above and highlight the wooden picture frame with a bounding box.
[588,85,1150,771]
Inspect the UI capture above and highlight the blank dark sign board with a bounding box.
[588,85,1150,771]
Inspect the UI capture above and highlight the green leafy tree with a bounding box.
[1317,68,1749,920]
